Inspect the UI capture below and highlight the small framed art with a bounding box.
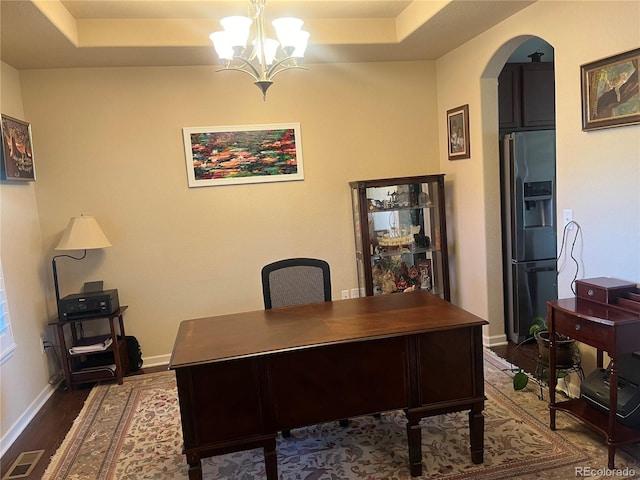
[447,104,470,160]
[1,114,36,181]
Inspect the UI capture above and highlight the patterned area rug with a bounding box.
[42,351,640,479]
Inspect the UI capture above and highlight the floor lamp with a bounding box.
[52,215,112,303]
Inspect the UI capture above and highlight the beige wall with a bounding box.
[2,0,639,455]
[436,1,640,354]
[0,61,54,453]
[18,61,439,365]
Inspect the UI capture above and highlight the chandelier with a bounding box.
[209,0,310,100]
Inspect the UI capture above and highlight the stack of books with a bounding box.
[69,335,113,354]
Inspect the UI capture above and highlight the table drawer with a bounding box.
[576,277,636,305]
[552,310,611,351]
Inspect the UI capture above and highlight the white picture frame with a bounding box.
[182,122,304,187]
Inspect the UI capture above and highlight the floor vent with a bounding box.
[2,450,44,479]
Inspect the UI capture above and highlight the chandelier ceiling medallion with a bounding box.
[209,0,310,100]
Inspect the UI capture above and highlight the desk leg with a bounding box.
[548,304,557,431]
[264,438,278,480]
[56,324,73,391]
[108,316,124,385]
[469,407,484,464]
[607,357,619,469]
[406,416,422,477]
[186,453,202,480]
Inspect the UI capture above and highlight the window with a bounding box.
[0,260,17,364]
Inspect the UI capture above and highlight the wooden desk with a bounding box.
[547,298,640,468]
[169,291,487,479]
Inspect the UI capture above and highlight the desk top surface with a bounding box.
[170,291,487,369]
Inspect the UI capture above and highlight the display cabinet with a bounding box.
[349,175,450,300]
[50,306,129,391]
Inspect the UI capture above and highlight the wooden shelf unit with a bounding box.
[50,306,129,391]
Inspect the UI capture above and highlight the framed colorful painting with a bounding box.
[447,104,470,160]
[581,48,640,131]
[183,123,304,187]
[1,114,36,181]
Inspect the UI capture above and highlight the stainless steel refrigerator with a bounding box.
[501,130,557,344]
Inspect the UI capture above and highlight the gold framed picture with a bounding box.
[581,48,640,131]
[447,104,470,160]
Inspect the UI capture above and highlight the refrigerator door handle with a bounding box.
[525,266,557,273]
[513,176,526,261]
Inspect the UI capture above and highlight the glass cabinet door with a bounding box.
[349,175,450,300]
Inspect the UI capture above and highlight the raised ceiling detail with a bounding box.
[1,0,535,70]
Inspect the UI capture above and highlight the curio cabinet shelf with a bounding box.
[349,175,450,300]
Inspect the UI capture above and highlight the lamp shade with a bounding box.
[210,31,234,60]
[220,16,252,49]
[272,17,304,49]
[55,215,112,251]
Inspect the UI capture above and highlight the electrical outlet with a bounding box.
[341,290,350,300]
[350,288,359,298]
[563,209,574,230]
[40,336,45,355]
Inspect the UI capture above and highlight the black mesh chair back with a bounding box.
[261,258,331,309]
[261,257,353,435]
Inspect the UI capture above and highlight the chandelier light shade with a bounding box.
[209,0,310,100]
[52,215,112,303]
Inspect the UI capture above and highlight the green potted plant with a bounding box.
[511,316,578,391]
[529,316,578,367]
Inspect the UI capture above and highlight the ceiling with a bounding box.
[1,0,536,70]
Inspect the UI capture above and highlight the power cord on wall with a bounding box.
[557,220,583,295]
[43,341,65,385]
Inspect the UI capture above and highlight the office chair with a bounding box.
[261,257,332,310]
[261,258,348,436]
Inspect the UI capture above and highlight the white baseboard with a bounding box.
[0,380,60,458]
[1,354,171,458]
[483,332,508,348]
[142,353,171,369]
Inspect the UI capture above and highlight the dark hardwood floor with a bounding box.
[2,342,536,479]
[490,338,539,375]
[0,365,168,479]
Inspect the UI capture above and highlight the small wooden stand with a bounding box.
[50,306,128,391]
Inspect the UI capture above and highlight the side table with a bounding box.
[547,298,640,468]
[49,306,129,391]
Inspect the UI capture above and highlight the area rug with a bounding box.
[42,351,640,480]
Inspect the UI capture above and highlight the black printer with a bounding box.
[57,289,120,321]
[580,352,640,428]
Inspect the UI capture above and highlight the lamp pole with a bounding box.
[52,250,87,302]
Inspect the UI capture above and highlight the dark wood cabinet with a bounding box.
[499,62,555,130]
[498,64,522,129]
[349,175,450,300]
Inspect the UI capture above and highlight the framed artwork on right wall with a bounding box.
[581,48,640,131]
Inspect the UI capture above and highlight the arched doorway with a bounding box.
[498,37,557,345]
[476,36,556,348]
